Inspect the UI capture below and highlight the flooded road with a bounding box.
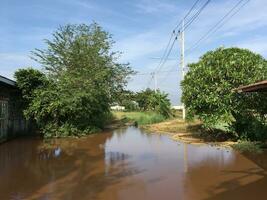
[0,126,267,200]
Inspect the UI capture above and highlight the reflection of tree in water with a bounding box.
[0,132,142,200]
[105,151,135,177]
[105,151,131,165]
[112,128,128,140]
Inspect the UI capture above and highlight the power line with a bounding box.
[149,57,177,60]
[133,69,182,76]
[186,0,249,55]
[155,0,211,74]
[155,0,206,74]
[146,0,211,90]
[183,0,211,31]
[174,0,202,30]
[155,36,178,73]
[154,30,176,72]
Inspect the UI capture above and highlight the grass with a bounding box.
[143,118,202,134]
[113,111,166,126]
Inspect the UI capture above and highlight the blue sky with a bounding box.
[1,0,267,104]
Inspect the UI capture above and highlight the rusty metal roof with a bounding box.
[235,80,267,92]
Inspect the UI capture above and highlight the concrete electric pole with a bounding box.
[152,72,157,92]
[180,20,186,120]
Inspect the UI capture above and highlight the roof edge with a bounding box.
[234,80,267,92]
[0,75,16,87]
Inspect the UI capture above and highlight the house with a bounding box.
[111,105,125,111]
[171,105,185,110]
[0,75,31,143]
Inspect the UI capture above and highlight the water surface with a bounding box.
[0,127,266,200]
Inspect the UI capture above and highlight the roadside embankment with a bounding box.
[143,119,237,148]
[112,112,266,153]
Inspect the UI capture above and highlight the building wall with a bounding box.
[0,83,32,143]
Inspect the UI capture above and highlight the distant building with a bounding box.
[0,75,31,143]
[110,105,125,111]
[171,105,184,110]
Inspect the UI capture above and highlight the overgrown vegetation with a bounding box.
[232,141,263,154]
[15,23,133,138]
[113,112,166,126]
[182,47,267,142]
[134,89,172,117]
[14,68,48,109]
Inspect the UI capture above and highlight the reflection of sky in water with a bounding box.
[104,126,236,176]
[185,144,235,167]
[54,147,61,157]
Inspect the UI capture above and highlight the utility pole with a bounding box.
[154,72,157,92]
[180,19,186,120]
[152,72,157,92]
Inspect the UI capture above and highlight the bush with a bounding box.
[232,141,263,154]
[232,112,267,141]
[121,99,139,111]
[135,89,172,117]
[115,112,166,125]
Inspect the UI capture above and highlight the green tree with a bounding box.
[18,23,133,137]
[182,47,267,140]
[135,89,155,111]
[135,89,171,117]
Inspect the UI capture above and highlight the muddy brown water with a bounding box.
[0,126,267,200]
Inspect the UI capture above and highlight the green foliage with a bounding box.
[121,99,139,111]
[135,89,172,117]
[16,23,133,138]
[232,112,267,141]
[114,111,166,125]
[182,47,267,140]
[14,68,48,106]
[115,90,139,111]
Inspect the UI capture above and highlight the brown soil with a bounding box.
[143,119,236,148]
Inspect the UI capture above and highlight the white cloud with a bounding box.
[1,0,267,103]
[115,31,171,62]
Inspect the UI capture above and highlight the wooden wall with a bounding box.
[0,83,32,143]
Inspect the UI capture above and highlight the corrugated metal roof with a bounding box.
[0,75,16,87]
[235,80,267,92]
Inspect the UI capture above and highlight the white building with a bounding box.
[110,105,125,111]
[171,105,184,110]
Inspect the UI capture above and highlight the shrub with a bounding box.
[232,141,263,154]
[135,89,172,117]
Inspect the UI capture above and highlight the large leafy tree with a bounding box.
[17,23,133,137]
[182,47,267,139]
